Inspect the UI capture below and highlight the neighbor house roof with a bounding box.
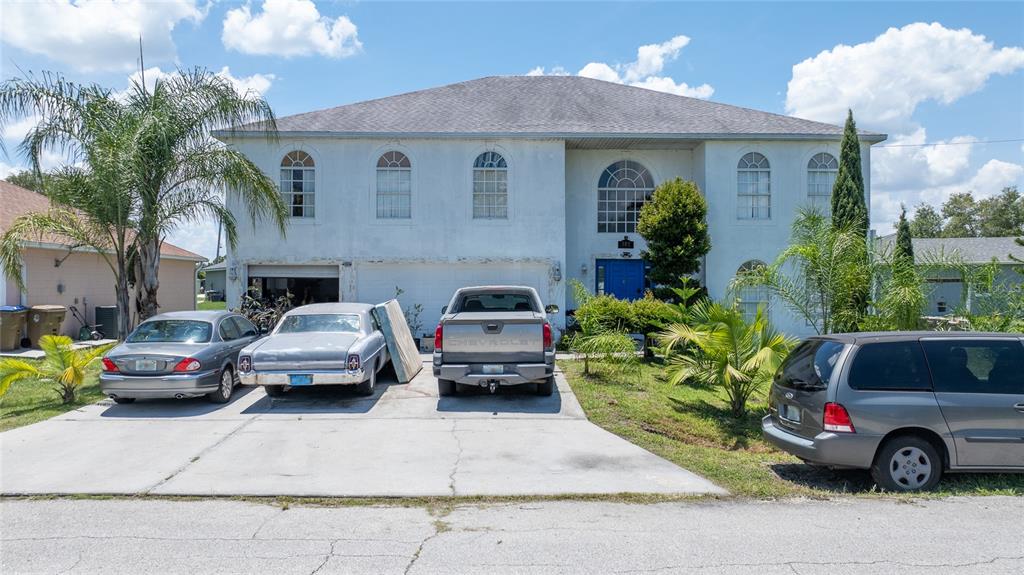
[877,234,1024,265]
[219,76,886,142]
[0,180,205,261]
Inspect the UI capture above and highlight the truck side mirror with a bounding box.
[441,305,448,314]
[545,304,559,314]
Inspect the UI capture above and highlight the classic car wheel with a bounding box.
[208,368,234,404]
[437,379,455,396]
[357,364,376,396]
[264,385,286,397]
[112,397,135,404]
[536,376,555,396]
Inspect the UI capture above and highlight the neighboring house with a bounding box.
[202,261,226,297]
[216,76,884,336]
[1,181,206,338]
[877,234,1024,316]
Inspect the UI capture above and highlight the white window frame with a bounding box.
[736,260,770,323]
[737,152,771,220]
[807,152,838,215]
[472,152,508,220]
[376,151,412,219]
[597,160,655,234]
[280,151,316,219]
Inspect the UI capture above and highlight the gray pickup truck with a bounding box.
[432,286,558,396]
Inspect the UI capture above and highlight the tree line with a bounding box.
[908,187,1023,238]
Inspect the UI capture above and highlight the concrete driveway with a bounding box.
[0,362,723,497]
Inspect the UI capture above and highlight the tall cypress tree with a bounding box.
[832,110,868,235]
[895,206,915,265]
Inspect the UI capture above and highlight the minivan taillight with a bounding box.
[823,402,855,433]
[434,324,443,351]
[543,322,553,349]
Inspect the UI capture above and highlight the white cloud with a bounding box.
[0,0,204,72]
[530,35,714,99]
[223,0,362,58]
[786,22,1024,131]
[786,22,1024,235]
[167,215,221,260]
[119,66,275,101]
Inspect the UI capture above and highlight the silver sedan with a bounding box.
[100,310,260,404]
[237,303,390,397]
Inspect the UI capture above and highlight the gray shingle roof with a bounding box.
[224,76,885,141]
[877,235,1024,264]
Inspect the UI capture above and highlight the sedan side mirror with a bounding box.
[545,304,559,314]
[441,305,448,314]
[259,326,270,335]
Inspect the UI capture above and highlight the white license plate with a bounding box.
[482,365,503,375]
[135,359,159,371]
[778,403,802,423]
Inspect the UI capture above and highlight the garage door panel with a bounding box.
[356,263,551,334]
[247,265,339,278]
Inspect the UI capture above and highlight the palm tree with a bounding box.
[658,300,796,418]
[0,68,286,329]
[0,335,110,403]
[731,209,870,334]
[0,72,138,337]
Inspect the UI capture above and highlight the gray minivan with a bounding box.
[762,332,1024,491]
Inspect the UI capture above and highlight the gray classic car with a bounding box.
[100,310,259,404]
[237,303,390,397]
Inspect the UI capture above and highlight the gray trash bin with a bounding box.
[27,305,66,347]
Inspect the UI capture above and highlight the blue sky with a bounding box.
[2,1,1023,257]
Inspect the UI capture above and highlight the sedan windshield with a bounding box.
[127,320,212,343]
[277,313,361,334]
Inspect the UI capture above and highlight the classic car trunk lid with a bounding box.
[251,333,359,371]
[442,311,546,364]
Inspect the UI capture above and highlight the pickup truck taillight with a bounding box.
[543,322,552,349]
[434,324,443,351]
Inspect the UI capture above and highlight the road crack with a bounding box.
[448,420,464,496]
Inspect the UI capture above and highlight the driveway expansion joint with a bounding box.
[142,413,261,494]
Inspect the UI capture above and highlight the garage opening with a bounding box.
[247,265,340,305]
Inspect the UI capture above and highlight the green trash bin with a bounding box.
[27,305,67,347]
[0,305,28,351]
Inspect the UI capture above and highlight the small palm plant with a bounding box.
[659,300,797,418]
[0,335,110,403]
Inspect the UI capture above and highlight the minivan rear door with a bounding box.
[922,338,1024,468]
[769,339,847,439]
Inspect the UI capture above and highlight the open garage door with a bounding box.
[356,262,553,338]
[247,264,340,305]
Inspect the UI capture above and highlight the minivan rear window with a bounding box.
[775,340,846,390]
[848,342,932,391]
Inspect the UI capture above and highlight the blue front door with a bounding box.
[597,259,645,300]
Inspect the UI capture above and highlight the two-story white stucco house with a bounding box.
[217,76,885,337]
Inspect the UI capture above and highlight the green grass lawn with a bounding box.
[0,360,105,432]
[562,359,1024,498]
[197,299,227,310]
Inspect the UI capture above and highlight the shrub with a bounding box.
[574,294,636,333]
[568,331,639,376]
[637,178,711,286]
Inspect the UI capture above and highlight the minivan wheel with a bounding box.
[872,436,943,492]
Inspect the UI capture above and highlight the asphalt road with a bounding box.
[0,363,722,497]
[3,497,1022,574]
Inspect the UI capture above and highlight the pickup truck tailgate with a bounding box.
[442,312,545,364]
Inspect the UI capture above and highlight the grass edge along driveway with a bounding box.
[561,359,1024,499]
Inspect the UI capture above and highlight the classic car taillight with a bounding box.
[347,354,361,371]
[434,324,443,351]
[173,358,202,372]
[101,358,119,372]
[543,322,553,349]
[238,355,252,373]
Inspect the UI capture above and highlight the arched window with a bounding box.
[807,152,838,214]
[737,152,770,220]
[376,151,412,219]
[597,160,654,233]
[736,260,769,322]
[280,151,315,218]
[473,152,508,219]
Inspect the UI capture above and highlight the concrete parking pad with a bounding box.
[0,362,724,497]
